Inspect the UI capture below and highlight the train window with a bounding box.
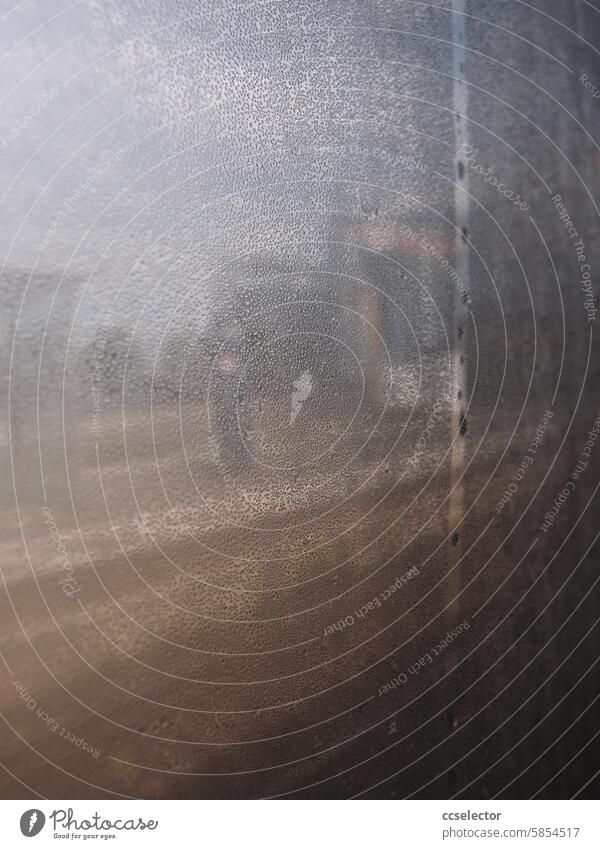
[1,0,600,803]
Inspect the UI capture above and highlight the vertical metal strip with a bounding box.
[447,0,470,621]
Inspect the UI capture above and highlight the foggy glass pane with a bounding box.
[1,0,600,800]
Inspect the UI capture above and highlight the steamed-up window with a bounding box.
[1,0,599,800]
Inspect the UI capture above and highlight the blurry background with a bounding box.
[1,0,600,799]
